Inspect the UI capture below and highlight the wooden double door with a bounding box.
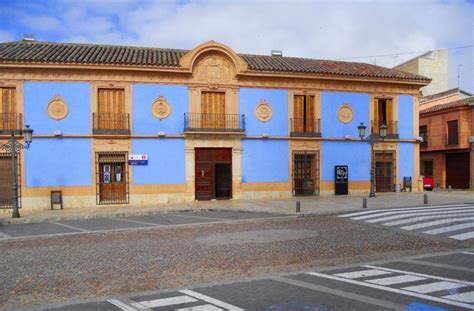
[375,152,395,192]
[446,152,470,189]
[195,148,232,200]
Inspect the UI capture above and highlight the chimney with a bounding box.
[22,34,36,42]
[271,50,283,57]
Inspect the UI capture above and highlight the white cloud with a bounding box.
[2,0,473,92]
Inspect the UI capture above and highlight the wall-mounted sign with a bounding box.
[128,154,148,165]
[335,165,349,195]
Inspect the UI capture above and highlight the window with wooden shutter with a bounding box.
[419,125,428,147]
[201,91,225,129]
[94,88,129,134]
[0,87,20,132]
[373,98,396,136]
[293,94,316,133]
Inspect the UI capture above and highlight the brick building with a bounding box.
[419,88,474,189]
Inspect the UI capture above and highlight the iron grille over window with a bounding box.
[293,152,320,196]
[0,152,21,209]
[95,152,129,205]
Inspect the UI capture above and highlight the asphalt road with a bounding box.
[38,250,474,311]
[1,206,473,311]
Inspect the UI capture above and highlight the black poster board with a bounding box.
[335,165,348,195]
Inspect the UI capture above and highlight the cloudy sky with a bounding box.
[0,0,473,92]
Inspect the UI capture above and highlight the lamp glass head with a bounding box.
[357,122,366,139]
[23,125,33,147]
[380,123,387,138]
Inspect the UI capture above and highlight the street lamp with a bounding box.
[358,122,386,197]
[0,125,34,218]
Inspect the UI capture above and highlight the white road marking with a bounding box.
[449,231,474,241]
[107,298,137,311]
[423,222,474,234]
[306,271,474,309]
[334,269,392,279]
[383,213,474,226]
[364,265,473,286]
[173,214,228,221]
[401,217,474,230]
[350,205,472,220]
[175,304,224,311]
[365,275,426,285]
[339,204,469,218]
[442,291,474,303]
[0,231,11,238]
[365,208,474,223]
[402,281,467,294]
[462,251,474,255]
[112,217,162,227]
[50,221,90,232]
[180,290,244,311]
[131,295,197,309]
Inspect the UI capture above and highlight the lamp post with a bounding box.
[358,122,386,197]
[0,125,33,218]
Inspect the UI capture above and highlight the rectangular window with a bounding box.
[373,98,396,135]
[93,88,129,134]
[419,125,428,147]
[447,120,458,145]
[96,152,129,205]
[0,87,21,132]
[293,94,317,133]
[201,91,226,129]
[422,160,433,177]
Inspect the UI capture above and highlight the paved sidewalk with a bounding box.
[0,191,472,225]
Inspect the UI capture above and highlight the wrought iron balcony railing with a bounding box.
[371,120,398,138]
[184,113,245,133]
[0,113,23,134]
[290,118,321,137]
[93,113,130,135]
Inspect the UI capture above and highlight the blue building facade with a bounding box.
[0,40,428,210]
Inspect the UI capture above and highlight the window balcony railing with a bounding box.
[0,113,23,134]
[446,132,459,146]
[371,120,398,138]
[184,113,245,133]
[290,118,321,137]
[420,134,428,148]
[93,113,130,135]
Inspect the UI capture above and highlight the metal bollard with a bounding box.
[448,185,452,192]
[424,193,428,205]
[362,197,367,209]
[296,201,301,213]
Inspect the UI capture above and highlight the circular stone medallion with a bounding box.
[47,95,69,120]
[151,96,171,120]
[337,103,353,124]
[255,99,272,122]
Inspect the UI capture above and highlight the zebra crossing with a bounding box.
[307,260,474,309]
[340,204,474,241]
[107,289,244,311]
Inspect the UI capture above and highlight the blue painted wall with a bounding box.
[239,88,288,136]
[131,139,185,185]
[398,143,414,179]
[322,141,370,181]
[321,92,369,138]
[133,84,188,135]
[25,139,92,187]
[24,82,90,135]
[242,139,288,183]
[398,95,414,139]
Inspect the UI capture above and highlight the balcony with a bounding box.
[371,120,398,139]
[0,113,23,135]
[290,118,321,137]
[184,113,245,133]
[93,113,130,135]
